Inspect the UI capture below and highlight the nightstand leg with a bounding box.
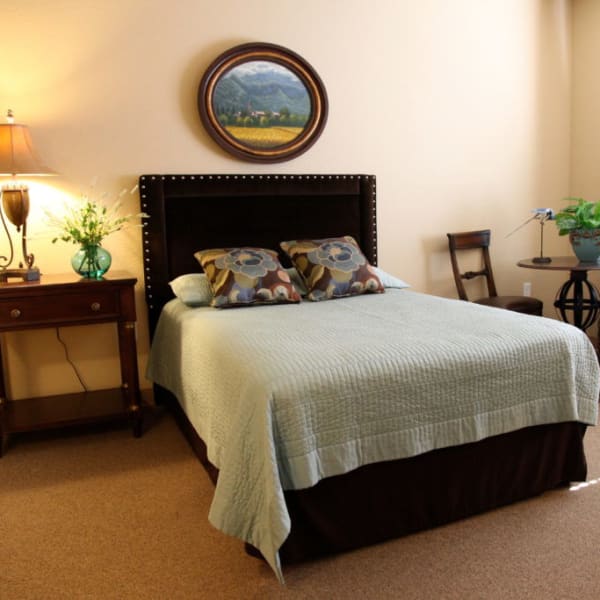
[118,321,142,437]
[0,339,7,457]
[0,397,5,458]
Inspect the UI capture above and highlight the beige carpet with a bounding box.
[2,407,600,600]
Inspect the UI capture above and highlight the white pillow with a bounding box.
[373,267,410,289]
[169,273,213,306]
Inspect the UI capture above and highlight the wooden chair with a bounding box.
[447,229,543,316]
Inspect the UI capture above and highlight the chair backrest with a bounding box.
[446,229,498,301]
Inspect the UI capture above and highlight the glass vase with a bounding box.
[71,245,112,279]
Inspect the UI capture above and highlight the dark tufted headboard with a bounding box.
[138,174,377,335]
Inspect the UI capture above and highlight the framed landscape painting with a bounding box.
[198,42,328,162]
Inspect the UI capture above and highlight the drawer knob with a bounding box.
[10,308,21,319]
[91,302,101,312]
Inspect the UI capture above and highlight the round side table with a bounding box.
[517,256,600,331]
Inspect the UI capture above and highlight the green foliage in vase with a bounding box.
[49,184,147,247]
[554,197,600,236]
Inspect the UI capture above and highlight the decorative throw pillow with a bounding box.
[194,247,301,308]
[280,235,384,301]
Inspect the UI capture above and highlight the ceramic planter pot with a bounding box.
[569,229,600,263]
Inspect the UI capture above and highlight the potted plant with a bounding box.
[48,184,147,279]
[554,197,600,263]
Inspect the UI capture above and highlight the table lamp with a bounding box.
[0,109,55,282]
[506,208,555,264]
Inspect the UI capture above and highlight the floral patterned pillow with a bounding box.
[280,236,384,301]
[194,247,301,308]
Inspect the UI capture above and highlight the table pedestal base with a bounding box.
[554,270,600,331]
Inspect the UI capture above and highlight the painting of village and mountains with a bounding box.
[212,61,311,149]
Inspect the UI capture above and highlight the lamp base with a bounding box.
[0,267,41,283]
[532,257,552,264]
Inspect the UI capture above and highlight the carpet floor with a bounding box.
[2,407,600,600]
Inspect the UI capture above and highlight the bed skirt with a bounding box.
[157,385,588,564]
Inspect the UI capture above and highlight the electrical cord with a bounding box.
[55,328,88,392]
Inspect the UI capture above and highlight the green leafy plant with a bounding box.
[49,184,147,247]
[554,197,600,236]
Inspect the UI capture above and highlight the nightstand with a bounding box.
[0,271,143,455]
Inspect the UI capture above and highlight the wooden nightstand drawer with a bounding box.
[0,290,120,328]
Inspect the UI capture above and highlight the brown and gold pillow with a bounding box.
[280,236,384,301]
[194,247,301,308]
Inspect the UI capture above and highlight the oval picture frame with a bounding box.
[198,42,328,163]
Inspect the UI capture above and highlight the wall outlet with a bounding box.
[523,282,532,297]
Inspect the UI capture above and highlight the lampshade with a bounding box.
[0,120,55,176]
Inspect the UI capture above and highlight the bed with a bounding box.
[139,173,599,582]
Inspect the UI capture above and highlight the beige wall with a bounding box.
[571,0,600,197]
[0,0,575,398]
